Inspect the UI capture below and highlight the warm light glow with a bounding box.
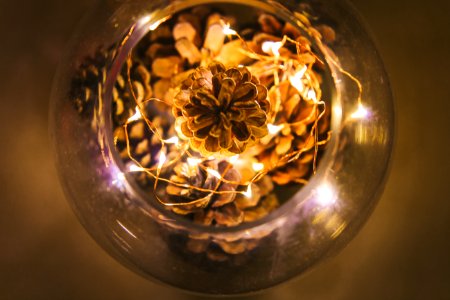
[307,89,317,102]
[139,15,151,26]
[148,16,170,31]
[243,185,252,198]
[206,168,223,180]
[351,103,369,120]
[127,106,142,123]
[158,151,166,169]
[164,136,179,144]
[262,41,283,57]
[222,22,237,35]
[128,163,145,172]
[315,182,336,207]
[252,162,265,172]
[289,66,308,93]
[268,123,284,135]
[229,155,240,164]
[187,157,203,167]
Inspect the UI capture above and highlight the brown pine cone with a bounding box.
[165,161,279,260]
[166,160,245,227]
[256,80,330,185]
[173,61,270,156]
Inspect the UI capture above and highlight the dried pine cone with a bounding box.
[164,159,279,260]
[166,160,244,227]
[173,62,270,156]
[257,80,330,185]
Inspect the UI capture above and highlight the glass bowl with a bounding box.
[50,0,394,295]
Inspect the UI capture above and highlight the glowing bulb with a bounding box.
[252,162,265,172]
[158,151,166,169]
[164,136,179,144]
[127,106,142,123]
[315,182,336,207]
[268,123,284,135]
[187,157,203,167]
[243,185,252,198]
[351,103,369,120]
[289,65,308,93]
[307,89,317,102]
[261,41,283,57]
[128,163,145,172]
[206,168,223,180]
[222,22,237,35]
[229,155,240,164]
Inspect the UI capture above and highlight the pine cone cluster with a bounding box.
[173,61,270,156]
[69,4,334,262]
[131,6,239,107]
[164,159,278,260]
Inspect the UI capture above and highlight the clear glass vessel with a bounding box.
[50,0,394,295]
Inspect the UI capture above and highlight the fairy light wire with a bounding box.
[115,13,363,209]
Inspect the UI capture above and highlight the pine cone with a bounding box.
[165,159,279,260]
[166,160,245,227]
[173,61,270,156]
[256,80,330,185]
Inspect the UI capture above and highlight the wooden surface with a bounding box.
[0,0,449,299]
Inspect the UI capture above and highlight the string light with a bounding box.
[229,155,240,164]
[307,89,317,102]
[289,65,308,93]
[268,124,284,135]
[243,185,252,198]
[351,103,369,120]
[262,41,283,57]
[128,163,145,172]
[187,157,203,166]
[206,168,223,180]
[252,162,265,172]
[164,136,179,144]
[221,22,237,35]
[127,106,142,123]
[115,17,363,211]
[157,151,166,170]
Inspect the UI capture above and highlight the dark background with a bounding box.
[1,0,449,299]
